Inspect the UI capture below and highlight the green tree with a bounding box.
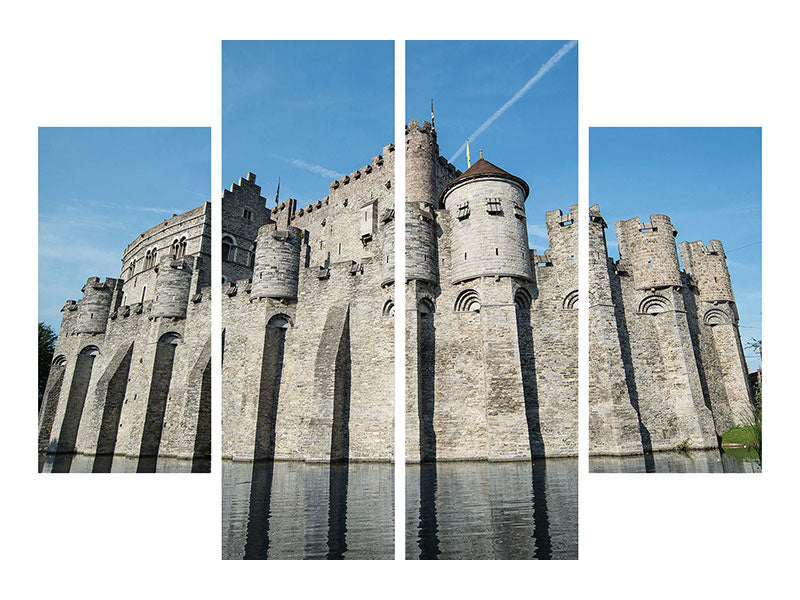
[38,322,57,410]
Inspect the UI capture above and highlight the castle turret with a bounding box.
[615,215,682,290]
[75,277,116,334]
[441,156,533,284]
[405,120,439,284]
[251,224,303,300]
[152,257,193,319]
[679,240,736,303]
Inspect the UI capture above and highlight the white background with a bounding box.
[1,1,795,597]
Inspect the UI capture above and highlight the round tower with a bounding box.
[441,156,533,284]
[152,257,193,319]
[405,120,439,284]
[251,224,302,300]
[380,209,395,286]
[679,240,735,302]
[615,214,682,290]
[75,277,115,334]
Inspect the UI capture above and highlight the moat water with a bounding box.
[222,460,394,560]
[39,453,209,473]
[589,449,761,473]
[406,459,578,560]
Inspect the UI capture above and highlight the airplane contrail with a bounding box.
[287,157,342,179]
[272,154,343,179]
[449,40,577,164]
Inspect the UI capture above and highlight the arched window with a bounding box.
[563,289,578,310]
[267,314,292,329]
[638,294,668,315]
[151,247,158,266]
[159,332,182,345]
[455,289,481,313]
[145,250,151,269]
[128,259,136,280]
[222,235,236,262]
[171,238,180,259]
[179,236,187,258]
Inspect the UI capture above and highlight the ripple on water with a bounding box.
[406,459,578,560]
[222,461,394,560]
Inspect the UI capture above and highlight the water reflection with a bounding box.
[222,460,394,560]
[406,459,578,560]
[590,449,761,473]
[38,453,207,473]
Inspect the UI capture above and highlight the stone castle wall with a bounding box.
[589,204,753,456]
[39,204,212,470]
[221,144,395,462]
[405,120,578,463]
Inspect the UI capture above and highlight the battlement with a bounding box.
[266,142,394,233]
[405,120,435,135]
[615,215,682,290]
[588,203,607,227]
[679,239,735,302]
[546,205,578,228]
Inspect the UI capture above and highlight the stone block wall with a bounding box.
[589,204,753,456]
[39,202,212,469]
[404,120,578,462]
[221,142,395,463]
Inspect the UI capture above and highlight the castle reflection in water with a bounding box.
[222,461,394,560]
[407,459,578,560]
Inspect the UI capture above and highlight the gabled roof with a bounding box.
[440,157,530,204]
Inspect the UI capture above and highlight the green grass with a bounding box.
[721,427,756,446]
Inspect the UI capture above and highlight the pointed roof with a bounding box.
[440,157,530,205]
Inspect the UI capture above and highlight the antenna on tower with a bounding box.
[274,176,280,206]
[430,98,435,131]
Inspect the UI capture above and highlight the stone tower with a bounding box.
[405,119,578,463]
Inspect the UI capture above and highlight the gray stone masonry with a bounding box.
[589,204,753,456]
[222,144,395,462]
[405,120,578,462]
[39,203,212,469]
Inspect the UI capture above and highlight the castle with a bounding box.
[588,204,753,456]
[221,145,395,462]
[404,119,578,462]
[38,203,212,472]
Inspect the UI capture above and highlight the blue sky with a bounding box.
[38,127,210,331]
[406,40,578,249]
[590,127,762,369]
[222,41,394,207]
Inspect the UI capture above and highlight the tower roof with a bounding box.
[440,157,530,204]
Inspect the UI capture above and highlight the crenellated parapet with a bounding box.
[615,214,682,290]
[75,277,119,334]
[679,239,736,303]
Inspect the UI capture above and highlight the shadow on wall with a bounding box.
[610,274,654,470]
[418,298,436,462]
[515,290,544,458]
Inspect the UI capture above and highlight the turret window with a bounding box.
[457,202,470,220]
[514,203,526,219]
[243,208,253,220]
[486,198,502,214]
